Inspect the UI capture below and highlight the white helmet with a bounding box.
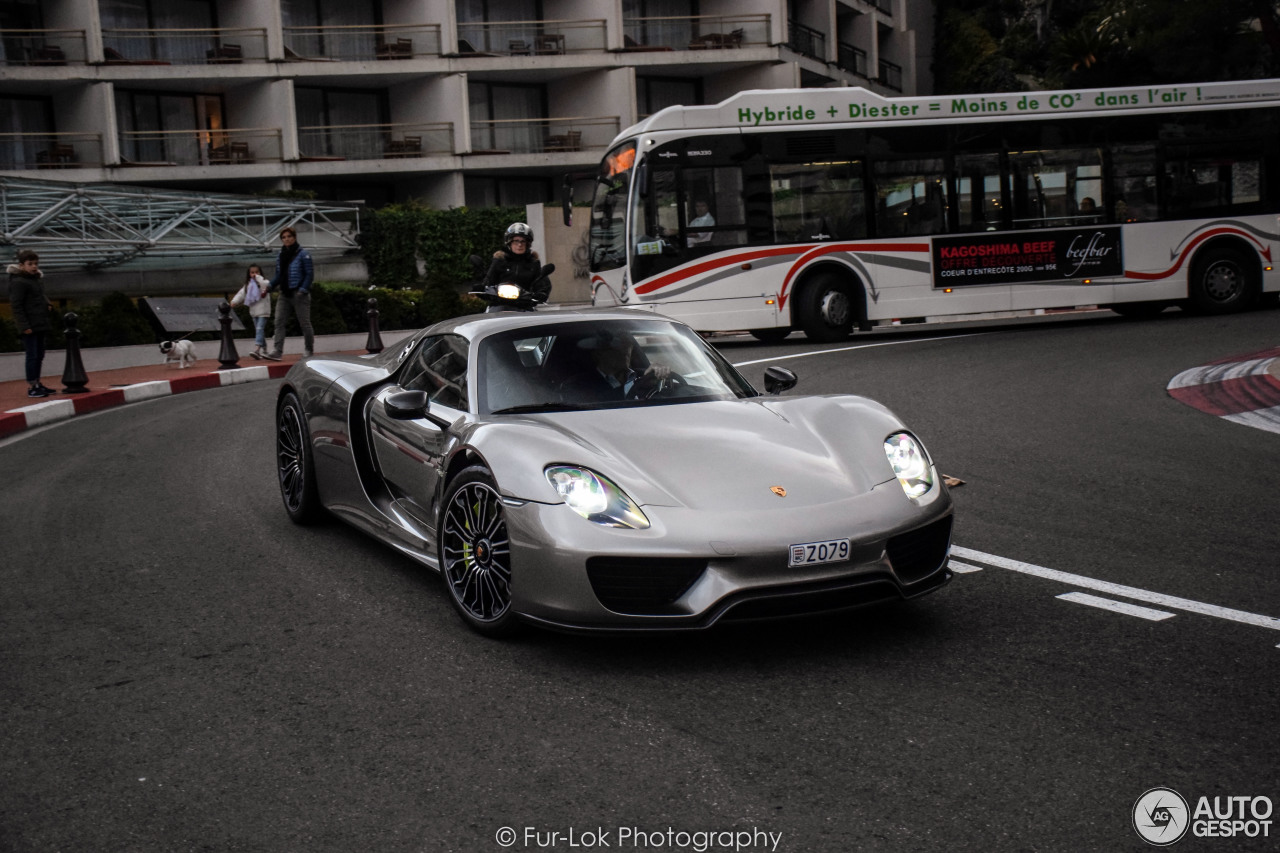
[504,222,534,250]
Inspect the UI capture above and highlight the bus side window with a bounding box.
[684,166,746,249]
[1009,148,1103,228]
[954,153,1004,232]
[1110,144,1158,223]
[873,159,948,237]
[770,161,867,242]
[1163,149,1263,217]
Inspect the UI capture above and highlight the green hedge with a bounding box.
[357,203,525,289]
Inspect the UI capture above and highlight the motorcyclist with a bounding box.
[481,222,552,305]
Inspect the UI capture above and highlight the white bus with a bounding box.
[573,79,1280,341]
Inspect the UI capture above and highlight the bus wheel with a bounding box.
[796,275,854,343]
[749,327,791,343]
[1189,248,1257,314]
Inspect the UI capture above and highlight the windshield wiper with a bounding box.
[489,402,594,414]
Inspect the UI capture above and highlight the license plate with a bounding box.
[789,538,851,567]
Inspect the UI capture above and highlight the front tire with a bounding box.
[276,390,323,524]
[439,467,519,637]
[795,274,855,343]
[1189,248,1257,314]
[748,327,791,343]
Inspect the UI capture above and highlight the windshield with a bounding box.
[478,318,757,415]
[587,142,635,272]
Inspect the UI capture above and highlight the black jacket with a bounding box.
[481,249,551,302]
[8,265,52,333]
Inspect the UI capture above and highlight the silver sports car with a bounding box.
[275,309,953,636]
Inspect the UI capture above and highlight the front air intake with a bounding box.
[586,557,708,615]
[886,515,953,585]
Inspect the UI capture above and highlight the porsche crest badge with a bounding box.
[770,486,787,497]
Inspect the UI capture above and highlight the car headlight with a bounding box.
[883,433,934,499]
[496,283,522,300]
[545,465,650,529]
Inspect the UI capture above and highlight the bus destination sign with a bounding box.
[931,227,1124,288]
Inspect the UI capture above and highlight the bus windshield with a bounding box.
[588,142,635,272]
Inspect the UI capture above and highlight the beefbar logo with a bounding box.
[932,226,1124,288]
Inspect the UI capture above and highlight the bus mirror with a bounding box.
[561,179,573,226]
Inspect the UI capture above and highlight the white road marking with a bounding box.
[731,334,984,367]
[952,545,1280,633]
[947,560,985,573]
[1056,592,1176,622]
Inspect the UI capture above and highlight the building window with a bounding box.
[637,77,701,119]
[469,81,545,153]
[295,87,388,158]
[115,89,223,164]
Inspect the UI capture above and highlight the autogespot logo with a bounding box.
[1134,787,1191,846]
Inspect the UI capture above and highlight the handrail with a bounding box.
[454,19,606,55]
[0,132,103,170]
[468,116,619,154]
[116,127,281,167]
[621,13,770,51]
[100,27,268,64]
[0,29,88,65]
[282,23,442,60]
[297,121,454,161]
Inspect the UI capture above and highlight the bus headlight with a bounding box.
[884,433,934,499]
[545,465,650,529]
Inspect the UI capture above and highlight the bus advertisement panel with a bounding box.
[932,228,1125,288]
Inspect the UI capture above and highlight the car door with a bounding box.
[368,334,469,537]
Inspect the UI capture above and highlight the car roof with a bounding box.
[430,307,682,341]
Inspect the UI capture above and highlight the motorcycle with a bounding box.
[469,254,554,313]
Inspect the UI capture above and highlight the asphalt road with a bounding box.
[2,307,1278,852]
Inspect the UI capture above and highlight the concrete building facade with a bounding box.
[1,0,932,211]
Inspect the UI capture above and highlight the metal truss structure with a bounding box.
[0,177,361,271]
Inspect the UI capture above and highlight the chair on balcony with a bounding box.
[507,39,531,55]
[36,144,76,168]
[29,44,67,65]
[534,34,565,55]
[544,129,582,152]
[384,135,422,158]
[209,141,253,165]
[690,29,744,50]
[206,43,243,63]
[376,37,412,60]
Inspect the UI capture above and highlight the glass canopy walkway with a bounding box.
[0,177,360,271]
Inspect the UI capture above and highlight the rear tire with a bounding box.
[276,390,324,524]
[1189,248,1257,314]
[795,274,855,343]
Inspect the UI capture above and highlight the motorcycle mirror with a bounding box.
[540,263,556,277]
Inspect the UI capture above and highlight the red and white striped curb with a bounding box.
[0,363,291,439]
[1166,346,1280,435]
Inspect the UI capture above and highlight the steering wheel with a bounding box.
[638,370,687,400]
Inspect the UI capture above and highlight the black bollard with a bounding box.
[217,300,240,369]
[61,311,89,393]
[365,297,384,354]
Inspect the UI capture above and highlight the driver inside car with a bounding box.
[563,329,671,403]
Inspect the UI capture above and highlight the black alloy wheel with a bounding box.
[439,467,518,637]
[276,390,323,524]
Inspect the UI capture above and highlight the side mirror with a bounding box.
[385,389,429,420]
[763,366,798,395]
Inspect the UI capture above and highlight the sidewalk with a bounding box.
[1,330,415,439]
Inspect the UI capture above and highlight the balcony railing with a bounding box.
[0,132,103,170]
[297,122,453,161]
[0,29,88,65]
[455,19,606,56]
[117,128,281,167]
[878,58,903,91]
[836,42,868,77]
[283,24,441,61]
[100,28,267,65]
[468,116,619,155]
[621,14,769,51]
[787,19,826,60]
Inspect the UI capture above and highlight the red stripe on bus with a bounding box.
[1124,227,1268,281]
[634,246,803,295]
[780,242,930,308]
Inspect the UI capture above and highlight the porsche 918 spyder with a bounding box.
[275,310,953,636]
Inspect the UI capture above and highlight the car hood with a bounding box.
[474,396,910,510]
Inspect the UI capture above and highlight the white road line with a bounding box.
[947,560,985,573]
[952,545,1280,632]
[1056,592,1176,622]
[731,334,984,367]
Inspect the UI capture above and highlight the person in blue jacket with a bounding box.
[263,226,314,360]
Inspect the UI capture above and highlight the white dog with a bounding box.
[160,339,196,368]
